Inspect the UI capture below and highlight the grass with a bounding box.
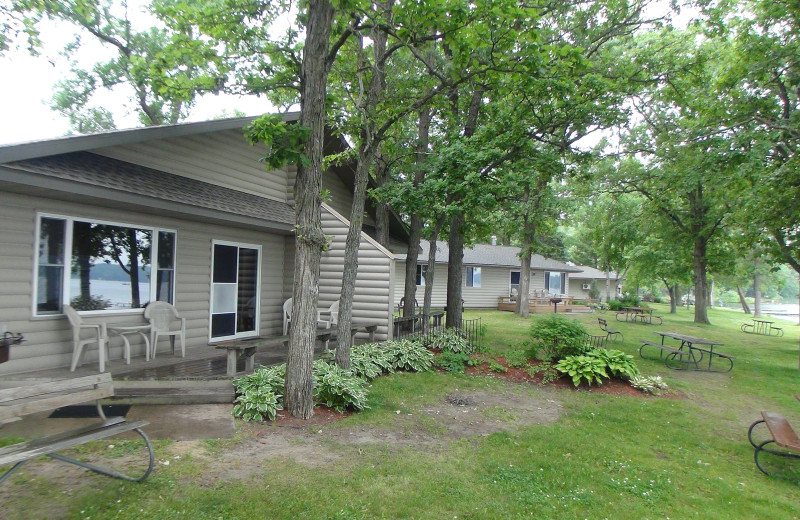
[2,305,800,519]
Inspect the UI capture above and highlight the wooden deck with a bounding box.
[1,340,330,404]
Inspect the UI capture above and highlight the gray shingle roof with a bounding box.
[399,242,581,272]
[4,152,295,226]
[568,264,621,280]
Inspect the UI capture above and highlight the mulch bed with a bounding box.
[464,357,685,399]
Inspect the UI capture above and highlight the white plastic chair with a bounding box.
[318,300,339,328]
[283,298,293,336]
[145,301,186,358]
[64,305,108,372]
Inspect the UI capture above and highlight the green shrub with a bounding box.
[488,361,508,373]
[233,386,282,421]
[504,349,530,368]
[232,365,286,421]
[618,293,641,307]
[384,339,434,372]
[70,295,112,311]
[347,343,396,380]
[606,299,625,311]
[434,351,470,373]
[587,349,639,379]
[555,355,608,386]
[526,361,559,384]
[425,328,474,354]
[530,315,591,360]
[313,360,370,412]
[630,375,669,395]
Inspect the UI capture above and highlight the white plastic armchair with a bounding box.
[283,298,293,336]
[145,301,186,358]
[64,304,109,372]
[284,297,332,334]
[318,300,339,329]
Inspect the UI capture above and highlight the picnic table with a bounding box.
[741,318,784,337]
[616,306,662,325]
[639,331,733,372]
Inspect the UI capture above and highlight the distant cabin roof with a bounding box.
[398,242,581,272]
[568,264,622,280]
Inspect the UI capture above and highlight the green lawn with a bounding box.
[2,306,799,519]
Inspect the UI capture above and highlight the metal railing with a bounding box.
[392,314,483,349]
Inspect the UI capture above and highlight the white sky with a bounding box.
[0,1,692,147]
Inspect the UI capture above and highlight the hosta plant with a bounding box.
[630,375,669,395]
[384,339,434,372]
[313,360,370,412]
[347,343,396,380]
[587,349,639,379]
[426,328,473,354]
[233,386,282,422]
[555,355,608,386]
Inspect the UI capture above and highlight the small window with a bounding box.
[416,264,428,286]
[510,271,520,296]
[466,267,481,288]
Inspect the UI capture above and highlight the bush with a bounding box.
[434,351,470,373]
[384,339,434,372]
[232,364,287,421]
[555,355,608,386]
[313,360,370,412]
[587,349,639,379]
[530,315,591,361]
[618,293,642,307]
[630,375,669,395]
[347,343,396,380]
[606,299,625,311]
[504,349,530,368]
[425,328,474,354]
[70,295,112,311]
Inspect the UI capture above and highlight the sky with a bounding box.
[0,1,692,148]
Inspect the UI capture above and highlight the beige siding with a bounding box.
[94,129,289,202]
[393,262,562,309]
[318,204,392,341]
[0,192,288,375]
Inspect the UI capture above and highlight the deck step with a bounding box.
[109,380,235,405]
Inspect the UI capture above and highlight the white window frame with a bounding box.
[32,212,177,317]
[465,266,482,288]
[208,239,262,342]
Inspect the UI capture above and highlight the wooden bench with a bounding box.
[638,340,685,367]
[215,330,337,377]
[748,411,800,479]
[0,373,153,485]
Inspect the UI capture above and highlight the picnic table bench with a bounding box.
[0,373,153,485]
[741,318,784,337]
[748,411,800,479]
[640,332,733,372]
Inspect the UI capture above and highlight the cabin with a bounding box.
[0,114,408,376]
[567,264,623,301]
[393,242,582,311]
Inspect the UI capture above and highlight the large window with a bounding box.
[510,271,520,296]
[35,215,176,315]
[545,271,566,296]
[466,267,481,288]
[416,264,428,286]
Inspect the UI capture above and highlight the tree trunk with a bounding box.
[753,258,762,318]
[128,229,141,308]
[669,283,678,313]
[692,234,710,324]
[518,252,532,317]
[402,108,432,320]
[446,213,465,328]
[605,271,611,302]
[335,10,391,368]
[373,146,390,247]
[422,217,446,318]
[736,285,751,314]
[285,0,334,419]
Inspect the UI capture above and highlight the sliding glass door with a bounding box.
[210,242,260,340]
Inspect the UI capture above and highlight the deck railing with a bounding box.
[392,314,483,349]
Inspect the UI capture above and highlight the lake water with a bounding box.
[70,279,151,309]
[720,302,799,322]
